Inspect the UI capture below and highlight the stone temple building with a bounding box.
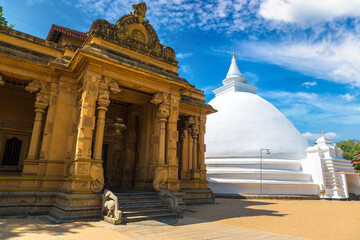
[0,3,216,222]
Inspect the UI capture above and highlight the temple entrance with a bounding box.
[99,87,153,191]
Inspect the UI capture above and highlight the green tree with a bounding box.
[0,6,14,28]
[336,139,360,160]
[354,164,360,173]
[336,139,360,172]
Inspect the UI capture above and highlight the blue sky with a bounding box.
[2,0,360,143]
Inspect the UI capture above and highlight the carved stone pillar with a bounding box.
[166,94,180,191]
[93,81,110,160]
[150,93,169,191]
[179,129,187,179]
[186,116,195,177]
[199,115,208,189]
[22,80,50,176]
[66,73,100,193]
[68,75,120,193]
[190,116,200,180]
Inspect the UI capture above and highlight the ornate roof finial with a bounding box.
[233,51,235,58]
[132,2,147,21]
[322,130,324,137]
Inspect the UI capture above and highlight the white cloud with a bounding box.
[301,81,317,88]
[302,131,338,140]
[73,0,252,33]
[178,64,192,75]
[176,53,193,60]
[259,90,360,129]
[238,34,360,87]
[243,71,259,86]
[340,93,355,102]
[259,0,360,25]
[201,85,219,95]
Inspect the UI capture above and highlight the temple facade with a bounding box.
[0,3,215,221]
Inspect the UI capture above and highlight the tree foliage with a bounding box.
[0,6,14,29]
[336,139,360,160]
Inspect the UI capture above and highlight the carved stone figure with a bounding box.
[102,189,122,224]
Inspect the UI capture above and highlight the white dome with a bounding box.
[206,91,309,159]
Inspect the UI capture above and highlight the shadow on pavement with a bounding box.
[127,198,286,227]
[0,217,95,240]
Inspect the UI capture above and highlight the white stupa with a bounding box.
[205,53,319,195]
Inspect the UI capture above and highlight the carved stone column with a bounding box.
[22,80,50,176]
[199,115,208,189]
[150,93,169,191]
[66,73,100,193]
[179,128,187,180]
[93,81,110,160]
[191,116,200,180]
[186,116,195,178]
[165,94,180,191]
[68,75,120,193]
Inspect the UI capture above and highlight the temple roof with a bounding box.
[46,24,88,43]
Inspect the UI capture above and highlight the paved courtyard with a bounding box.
[1,198,359,240]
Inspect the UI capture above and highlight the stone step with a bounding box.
[122,212,177,223]
[118,199,165,205]
[207,172,312,181]
[119,203,168,210]
[115,195,160,201]
[114,192,159,197]
[123,208,173,216]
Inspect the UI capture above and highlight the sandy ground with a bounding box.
[188,198,360,240]
[1,199,359,240]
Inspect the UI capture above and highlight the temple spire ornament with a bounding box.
[214,53,257,95]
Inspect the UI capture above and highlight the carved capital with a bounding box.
[150,92,165,105]
[191,117,200,137]
[186,116,195,128]
[26,80,50,111]
[34,91,50,111]
[157,102,169,121]
[25,80,42,93]
[97,76,121,109]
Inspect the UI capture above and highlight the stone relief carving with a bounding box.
[89,163,105,192]
[153,167,168,191]
[102,189,122,225]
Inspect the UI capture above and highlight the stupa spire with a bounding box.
[214,52,258,96]
[226,51,243,80]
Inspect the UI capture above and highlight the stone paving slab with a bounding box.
[98,217,308,240]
